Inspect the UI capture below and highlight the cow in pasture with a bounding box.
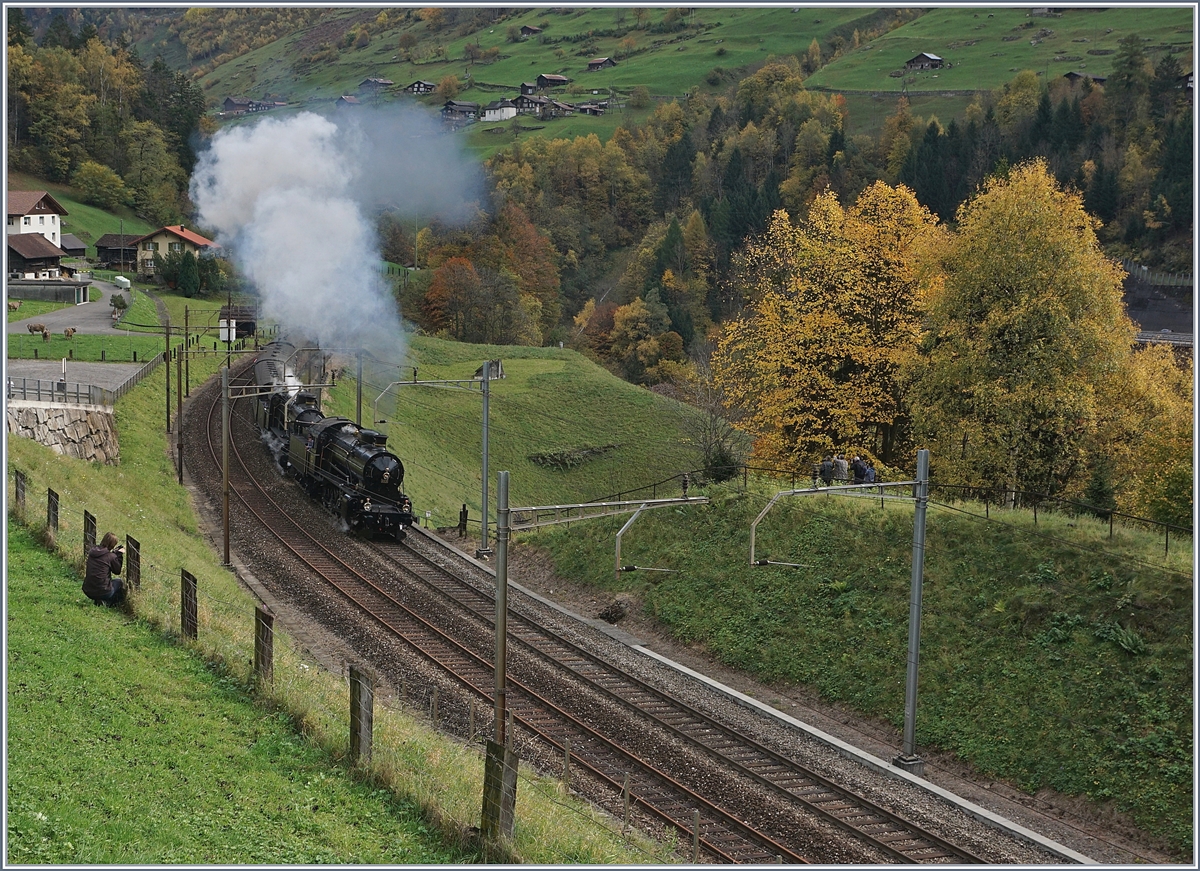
[27,323,46,334]
[41,329,50,342]
[7,300,20,311]
[63,327,77,339]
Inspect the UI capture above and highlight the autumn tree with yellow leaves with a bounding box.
[908,160,1186,509]
[712,182,942,469]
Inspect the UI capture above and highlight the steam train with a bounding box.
[252,340,415,540]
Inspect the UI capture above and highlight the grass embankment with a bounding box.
[320,333,709,529]
[529,484,1194,856]
[6,339,669,864]
[6,522,468,864]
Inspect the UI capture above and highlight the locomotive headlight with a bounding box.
[363,499,372,512]
[382,470,390,483]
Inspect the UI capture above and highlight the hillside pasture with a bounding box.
[806,6,1194,94]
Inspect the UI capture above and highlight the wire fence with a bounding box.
[587,461,1191,556]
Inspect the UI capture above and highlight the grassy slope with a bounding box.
[5,344,666,865]
[321,334,707,529]
[529,485,1193,855]
[184,7,1192,148]
[5,523,468,864]
[806,6,1193,93]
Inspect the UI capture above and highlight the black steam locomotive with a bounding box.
[252,340,415,540]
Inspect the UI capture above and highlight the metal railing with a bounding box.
[7,353,164,408]
[7,378,106,406]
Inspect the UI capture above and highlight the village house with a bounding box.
[335,95,361,109]
[482,99,517,122]
[441,100,480,127]
[130,225,217,279]
[519,24,542,38]
[904,53,944,71]
[221,96,275,115]
[7,233,67,280]
[1063,71,1107,86]
[58,234,86,259]
[587,57,617,72]
[546,99,574,118]
[7,190,68,247]
[359,77,394,97]
[514,94,549,117]
[575,102,605,116]
[94,233,138,269]
[536,73,569,90]
[519,81,538,95]
[404,80,436,94]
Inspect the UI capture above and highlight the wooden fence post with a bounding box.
[254,607,274,686]
[125,536,140,589]
[83,510,96,558]
[349,665,374,766]
[481,739,519,840]
[180,569,198,640]
[46,488,59,543]
[14,469,25,518]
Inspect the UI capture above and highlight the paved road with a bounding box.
[7,280,130,336]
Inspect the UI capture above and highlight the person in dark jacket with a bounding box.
[851,455,867,485]
[819,456,834,487]
[83,532,125,607]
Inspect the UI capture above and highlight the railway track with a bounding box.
[195,361,991,864]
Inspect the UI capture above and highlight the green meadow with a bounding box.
[806,6,1194,94]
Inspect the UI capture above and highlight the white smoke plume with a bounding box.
[190,106,483,359]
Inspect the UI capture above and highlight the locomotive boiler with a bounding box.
[252,340,415,540]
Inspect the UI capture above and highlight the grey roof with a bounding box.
[59,233,87,254]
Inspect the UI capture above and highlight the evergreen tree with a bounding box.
[178,249,200,298]
[1084,161,1119,223]
[40,13,73,49]
[8,7,32,46]
[655,131,695,214]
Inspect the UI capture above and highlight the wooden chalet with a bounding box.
[904,53,943,71]
[335,95,361,109]
[8,233,66,279]
[520,81,538,95]
[1063,71,1107,86]
[58,233,86,258]
[519,25,542,38]
[587,57,616,72]
[514,94,549,116]
[359,77,394,96]
[441,100,480,126]
[404,80,436,94]
[536,73,569,90]
[94,233,138,269]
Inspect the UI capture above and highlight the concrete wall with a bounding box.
[6,401,120,465]
[6,279,89,303]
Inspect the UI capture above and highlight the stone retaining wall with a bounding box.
[6,401,120,465]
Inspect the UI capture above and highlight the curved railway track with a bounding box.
[197,361,990,864]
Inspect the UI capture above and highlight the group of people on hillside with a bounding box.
[814,454,877,488]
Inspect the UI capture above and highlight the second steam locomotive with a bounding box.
[252,340,415,540]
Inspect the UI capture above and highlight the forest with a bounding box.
[6,9,1192,525]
